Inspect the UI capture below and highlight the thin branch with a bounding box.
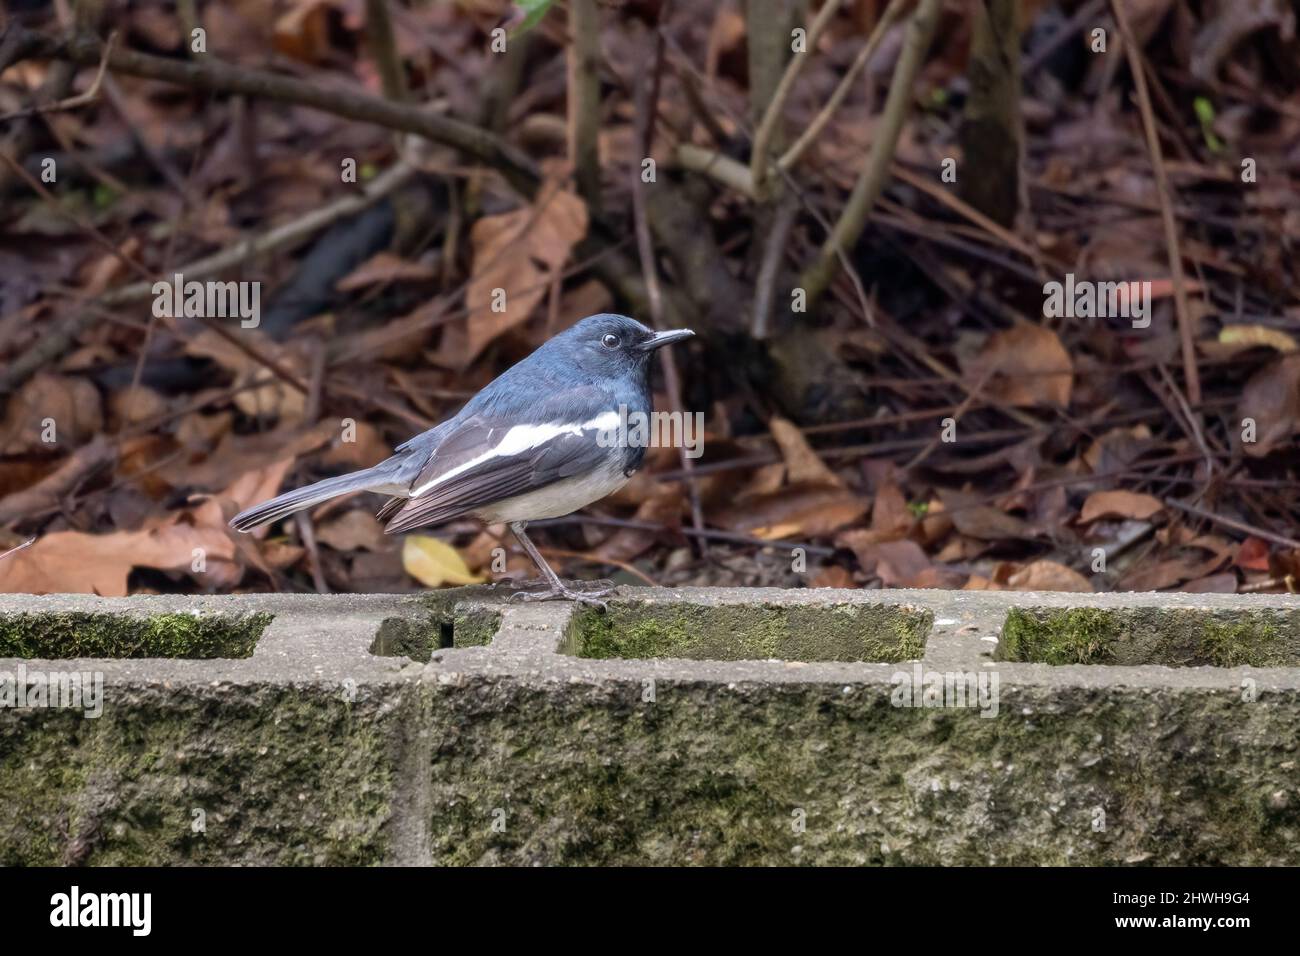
[1111,0,1202,405]
[750,0,843,194]
[799,0,941,308]
[777,0,905,175]
[0,25,540,195]
[1167,498,1300,551]
[630,9,706,555]
[751,195,798,339]
[674,143,756,197]
[0,30,115,122]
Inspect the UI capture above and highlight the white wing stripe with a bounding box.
[410,411,621,498]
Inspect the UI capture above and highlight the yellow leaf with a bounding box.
[401,535,485,587]
[1219,324,1297,353]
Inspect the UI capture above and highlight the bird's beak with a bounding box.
[638,328,695,352]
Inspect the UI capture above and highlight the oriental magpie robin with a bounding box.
[230,314,693,606]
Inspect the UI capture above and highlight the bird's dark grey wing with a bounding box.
[382,389,618,534]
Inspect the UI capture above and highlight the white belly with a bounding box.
[473,458,631,523]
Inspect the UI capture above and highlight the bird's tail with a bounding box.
[229,464,401,532]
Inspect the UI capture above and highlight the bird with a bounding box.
[229,313,694,606]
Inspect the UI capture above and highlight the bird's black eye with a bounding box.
[602,333,621,349]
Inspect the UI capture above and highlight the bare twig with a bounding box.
[750,0,844,194]
[0,30,115,122]
[751,195,798,339]
[630,10,706,555]
[674,143,757,196]
[1167,498,1300,551]
[777,0,906,175]
[1111,0,1202,405]
[799,0,942,308]
[0,25,540,194]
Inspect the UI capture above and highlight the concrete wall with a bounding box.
[1,587,1296,864]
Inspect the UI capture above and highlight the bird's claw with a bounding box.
[508,580,615,609]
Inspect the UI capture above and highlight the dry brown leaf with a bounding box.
[809,565,856,589]
[769,416,843,487]
[0,519,233,597]
[1079,490,1165,523]
[1238,353,1300,457]
[463,181,588,363]
[593,486,682,563]
[316,510,387,552]
[717,484,867,539]
[943,490,1032,541]
[336,252,437,292]
[964,325,1073,408]
[870,481,911,538]
[1006,560,1093,593]
[1,373,102,454]
[838,536,931,587]
[185,329,306,422]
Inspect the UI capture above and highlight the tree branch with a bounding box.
[0,24,540,195]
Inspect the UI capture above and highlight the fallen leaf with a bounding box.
[592,486,682,563]
[1219,324,1297,353]
[963,325,1073,408]
[336,251,437,292]
[402,535,485,587]
[0,521,231,596]
[1236,536,1271,571]
[943,490,1032,541]
[316,510,387,552]
[718,484,867,539]
[839,537,931,587]
[1006,560,1093,592]
[1237,353,1300,457]
[0,373,103,454]
[809,565,856,588]
[1080,490,1165,522]
[462,180,587,363]
[769,416,843,487]
[185,329,306,422]
[1182,573,1238,593]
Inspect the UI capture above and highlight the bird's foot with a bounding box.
[509,580,616,609]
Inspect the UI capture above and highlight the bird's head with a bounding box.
[547,313,694,380]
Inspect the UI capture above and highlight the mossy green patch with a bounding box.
[426,677,1300,865]
[564,600,930,662]
[0,611,271,659]
[1000,607,1121,664]
[0,684,407,865]
[999,607,1299,667]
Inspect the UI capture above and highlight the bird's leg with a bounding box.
[508,521,615,608]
